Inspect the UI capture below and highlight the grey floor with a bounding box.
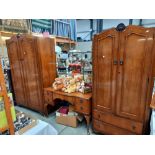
[15,106,96,135]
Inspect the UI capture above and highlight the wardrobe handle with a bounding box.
[120,60,123,65]
[132,125,136,130]
[113,60,118,65]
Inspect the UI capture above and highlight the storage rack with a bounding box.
[56,50,92,80]
[68,51,92,77]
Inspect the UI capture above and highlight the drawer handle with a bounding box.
[120,60,123,65]
[113,59,118,65]
[132,125,136,130]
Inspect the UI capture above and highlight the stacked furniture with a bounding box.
[6,34,56,114]
[92,24,155,134]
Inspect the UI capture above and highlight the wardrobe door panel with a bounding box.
[116,27,154,121]
[37,37,56,87]
[93,29,118,113]
[6,39,27,106]
[19,37,43,111]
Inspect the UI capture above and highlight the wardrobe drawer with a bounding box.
[53,93,64,101]
[64,95,75,104]
[93,119,134,135]
[44,91,53,104]
[74,98,91,115]
[53,93,74,104]
[93,110,143,134]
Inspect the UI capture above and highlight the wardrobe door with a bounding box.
[93,29,118,113]
[19,36,43,112]
[116,26,154,121]
[6,38,27,106]
[36,37,56,88]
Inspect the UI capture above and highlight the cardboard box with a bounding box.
[56,106,78,128]
[56,115,77,128]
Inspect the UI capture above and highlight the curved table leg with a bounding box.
[44,103,49,117]
[84,115,91,135]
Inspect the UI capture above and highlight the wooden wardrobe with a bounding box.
[6,34,56,114]
[92,24,155,134]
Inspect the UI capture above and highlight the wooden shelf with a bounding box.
[0,31,76,44]
[69,51,92,53]
[56,36,76,44]
[0,31,18,37]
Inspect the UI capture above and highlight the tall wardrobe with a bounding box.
[6,34,56,114]
[92,24,155,134]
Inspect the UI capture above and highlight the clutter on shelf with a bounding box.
[55,47,92,81]
[0,19,28,33]
[68,63,82,74]
[52,74,92,94]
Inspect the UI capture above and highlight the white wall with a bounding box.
[142,19,155,27]
[102,19,129,30]
[77,19,90,33]
[77,19,97,41]
[76,41,92,52]
[132,19,140,25]
[77,19,91,41]
[76,41,92,59]
[131,19,155,27]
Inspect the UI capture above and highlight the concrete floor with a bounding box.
[15,106,96,135]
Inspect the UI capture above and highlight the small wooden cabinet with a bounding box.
[92,25,155,134]
[6,35,56,114]
[44,87,92,134]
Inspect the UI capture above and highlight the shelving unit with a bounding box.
[56,50,92,83]
[68,51,92,73]
[31,33,76,44]
[56,36,76,44]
